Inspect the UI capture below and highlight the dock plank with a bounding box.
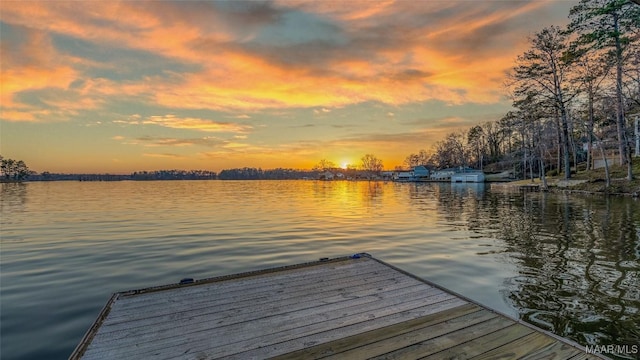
[100,276,419,332]
[517,340,587,360]
[367,315,515,360]
[470,332,562,360]
[420,323,533,360]
[110,259,382,311]
[569,353,594,360]
[91,281,440,348]
[218,299,469,360]
[106,294,453,356]
[279,304,491,360]
[71,255,602,360]
[88,288,456,359]
[102,270,415,327]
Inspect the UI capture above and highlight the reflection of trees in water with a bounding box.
[396,183,640,355]
[1,183,29,244]
[419,186,639,356]
[495,193,640,355]
[362,181,383,201]
[426,183,488,230]
[403,183,439,212]
[1,182,28,212]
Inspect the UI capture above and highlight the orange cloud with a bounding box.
[0,26,80,121]
[1,0,572,121]
[142,153,186,159]
[142,115,252,133]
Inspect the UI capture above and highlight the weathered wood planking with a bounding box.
[70,254,604,360]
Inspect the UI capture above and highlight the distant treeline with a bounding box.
[29,170,217,182]
[24,167,387,181]
[27,168,320,181]
[130,170,217,180]
[217,167,315,180]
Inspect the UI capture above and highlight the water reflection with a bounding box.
[1,183,29,243]
[1,182,28,210]
[466,191,640,357]
[431,183,491,231]
[411,184,639,357]
[362,181,384,200]
[450,182,486,196]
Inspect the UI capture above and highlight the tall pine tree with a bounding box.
[569,0,640,180]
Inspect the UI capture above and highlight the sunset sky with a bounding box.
[1,0,577,174]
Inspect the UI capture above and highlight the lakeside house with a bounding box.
[317,171,349,180]
[392,166,430,182]
[431,166,485,183]
[394,171,414,182]
[413,166,429,179]
[393,166,485,183]
[451,171,485,183]
[381,171,395,180]
[318,171,335,180]
[429,167,458,181]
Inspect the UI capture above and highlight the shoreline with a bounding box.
[7,177,640,197]
[491,178,640,197]
[550,187,639,197]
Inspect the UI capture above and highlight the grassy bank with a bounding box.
[511,162,640,195]
[564,162,640,195]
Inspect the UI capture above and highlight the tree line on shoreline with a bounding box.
[2,153,388,182]
[12,168,378,182]
[402,0,639,188]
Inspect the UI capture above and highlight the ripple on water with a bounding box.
[1,181,638,359]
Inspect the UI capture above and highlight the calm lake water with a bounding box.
[1,180,639,359]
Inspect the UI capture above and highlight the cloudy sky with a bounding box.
[1,0,577,173]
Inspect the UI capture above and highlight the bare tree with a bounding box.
[483,120,505,163]
[570,48,611,171]
[403,149,432,169]
[511,26,577,179]
[433,132,467,169]
[360,154,383,176]
[467,125,485,170]
[313,159,336,172]
[404,153,420,169]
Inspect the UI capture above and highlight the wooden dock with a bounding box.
[71,254,602,359]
